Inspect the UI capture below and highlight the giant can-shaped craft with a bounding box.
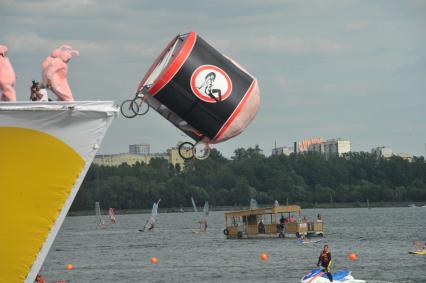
[137,31,260,145]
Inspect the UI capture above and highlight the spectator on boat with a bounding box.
[273,200,279,207]
[277,214,285,231]
[258,220,265,233]
[419,242,426,251]
[302,215,308,223]
[284,216,290,224]
[317,245,333,282]
[30,80,49,101]
[316,213,323,222]
[35,274,46,283]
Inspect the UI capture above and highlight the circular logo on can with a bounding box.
[190,65,232,103]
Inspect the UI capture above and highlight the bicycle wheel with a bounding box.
[193,142,211,160]
[120,99,138,118]
[133,96,150,115]
[178,141,194,160]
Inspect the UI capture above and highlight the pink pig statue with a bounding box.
[46,48,79,101]
[0,45,17,101]
[41,45,73,87]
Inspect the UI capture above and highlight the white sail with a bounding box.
[152,199,160,219]
[197,201,209,232]
[250,198,258,209]
[191,197,198,212]
[95,201,105,226]
[143,199,161,231]
[203,201,209,216]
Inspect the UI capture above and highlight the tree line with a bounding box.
[71,147,426,211]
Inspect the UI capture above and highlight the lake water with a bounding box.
[42,207,426,282]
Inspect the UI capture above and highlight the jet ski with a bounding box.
[300,268,366,283]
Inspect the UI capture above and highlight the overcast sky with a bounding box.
[1,0,425,157]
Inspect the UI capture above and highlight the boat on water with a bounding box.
[301,268,366,283]
[408,251,426,255]
[223,204,324,239]
[408,203,417,208]
[297,238,322,245]
[0,101,117,283]
[410,241,426,254]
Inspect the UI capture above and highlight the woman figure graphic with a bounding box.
[197,72,222,102]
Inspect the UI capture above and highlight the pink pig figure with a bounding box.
[0,45,17,101]
[46,48,79,101]
[41,45,73,88]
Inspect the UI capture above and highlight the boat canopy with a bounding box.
[224,205,301,218]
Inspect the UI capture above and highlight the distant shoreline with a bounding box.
[67,201,425,216]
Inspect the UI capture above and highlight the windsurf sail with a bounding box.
[250,198,258,209]
[191,197,198,212]
[203,201,209,216]
[95,201,106,227]
[108,207,116,223]
[197,201,209,232]
[142,199,161,231]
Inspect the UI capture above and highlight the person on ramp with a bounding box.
[317,244,333,282]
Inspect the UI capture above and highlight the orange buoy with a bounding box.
[260,253,268,261]
[348,253,358,261]
[150,257,158,264]
[66,263,73,270]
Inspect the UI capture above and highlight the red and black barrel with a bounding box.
[138,31,260,144]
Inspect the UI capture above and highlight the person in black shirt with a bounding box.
[317,244,333,282]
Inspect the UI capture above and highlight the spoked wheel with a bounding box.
[120,99,138,118]
[193,142,211,160]
[178,142,194,160]
[133,96,150,116]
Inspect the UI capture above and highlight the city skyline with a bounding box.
[100,138,422,158]
[1,0,425,157]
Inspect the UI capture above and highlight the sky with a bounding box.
[1,0,425,157]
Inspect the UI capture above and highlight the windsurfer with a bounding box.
[148,222,154,231]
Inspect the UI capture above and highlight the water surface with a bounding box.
[43,207,426,282]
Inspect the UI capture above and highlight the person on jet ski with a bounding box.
[317,244,333,282]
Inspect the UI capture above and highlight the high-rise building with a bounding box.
[129,143,150,155]
[272,146,293,156]
[94,143,185,167]
[297,137,325,152]
[371,146,393,158]
[394,153,413,162]
[323,139,351,156]
[308,138,351,157]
